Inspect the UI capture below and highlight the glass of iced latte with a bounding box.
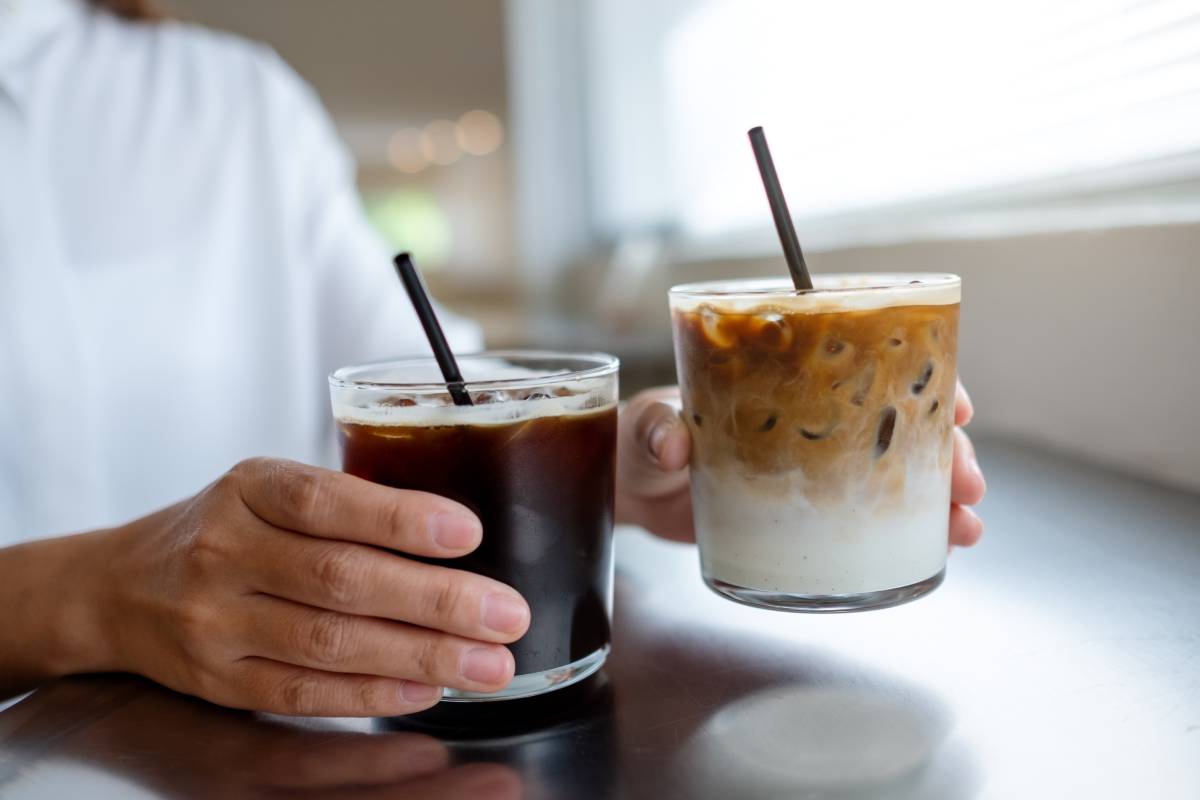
[670,274,961,611]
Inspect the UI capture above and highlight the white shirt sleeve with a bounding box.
[255,48,484,381]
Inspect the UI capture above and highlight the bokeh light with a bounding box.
[418,119,462,166]
[455,109,504,156]
[365,188,452,266]
[387,127,428,174]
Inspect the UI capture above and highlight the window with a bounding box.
[572,0,1200,249]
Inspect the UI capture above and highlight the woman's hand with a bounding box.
[616,381,987,546]
[16,458,532,716]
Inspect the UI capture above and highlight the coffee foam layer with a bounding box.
[333,389,615,428]
[670,273,960,315]
[338,359,570,386]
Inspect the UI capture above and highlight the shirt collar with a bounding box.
[0,0,83,109]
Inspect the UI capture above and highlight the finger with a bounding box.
[950,503,983,547]
[617,388,691,498]
[627,387,690,468]
[639,402,691,472]
[951,428,986,506]
[232,458,481,556]
[238,595,516,694]
[954,378,974,427]
[309,763,524,800]
[243,527,529,643]
[222,657,443,717]
[255,732,449,788]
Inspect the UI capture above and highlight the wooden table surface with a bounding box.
[1,439,1198,799]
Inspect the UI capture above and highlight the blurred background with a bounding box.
[171,0,1200,494]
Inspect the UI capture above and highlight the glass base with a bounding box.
[441,645,610,703]
[705,568,945,613]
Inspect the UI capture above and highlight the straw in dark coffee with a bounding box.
[393,252,473,406]
[748,126,813,291]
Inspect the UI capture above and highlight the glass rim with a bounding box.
[329,349,620,393]
[669,272,960,301]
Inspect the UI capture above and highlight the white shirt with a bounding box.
[0,0,481,544]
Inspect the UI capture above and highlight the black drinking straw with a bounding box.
[393,252,473,406]
[748,126,813,291]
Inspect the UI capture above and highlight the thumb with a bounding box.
[619,388,691,483]
[637,401,691,472]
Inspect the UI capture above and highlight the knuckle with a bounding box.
[215,459,274,511]
[185,520,230,566]
[181,535,215,578]
[381,497,421,546]
[299,612,352,666]
[232,456,273,476]
[277,467,328,521]
[212,470,241,501]
[311,545,365,607]
[227,457,268,491]
[179,529,231,593]
[414,636,451,681]
[275,671,324,715]
[427,573,469,626]
[354,679,389,714]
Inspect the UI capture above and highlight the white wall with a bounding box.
[664,223,1200,493]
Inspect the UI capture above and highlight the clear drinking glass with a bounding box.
[669,274,961,612]
[329,351,619,700]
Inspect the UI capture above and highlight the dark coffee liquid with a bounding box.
[338,407,617,674]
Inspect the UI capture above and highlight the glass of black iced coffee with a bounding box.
[328,351,619,701]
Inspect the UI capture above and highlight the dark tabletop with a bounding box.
[1,440,1198,799]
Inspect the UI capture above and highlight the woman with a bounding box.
[0,0,987,716]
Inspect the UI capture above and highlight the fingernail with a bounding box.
[481,593,528,634]
[965,439,984,482]
[963,506,984,543]
[462,647,510,684]
[434,512,481,549]
[399,681,442,703]
[648,420,671,460]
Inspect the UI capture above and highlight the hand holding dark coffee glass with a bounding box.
[88,458,531,716]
